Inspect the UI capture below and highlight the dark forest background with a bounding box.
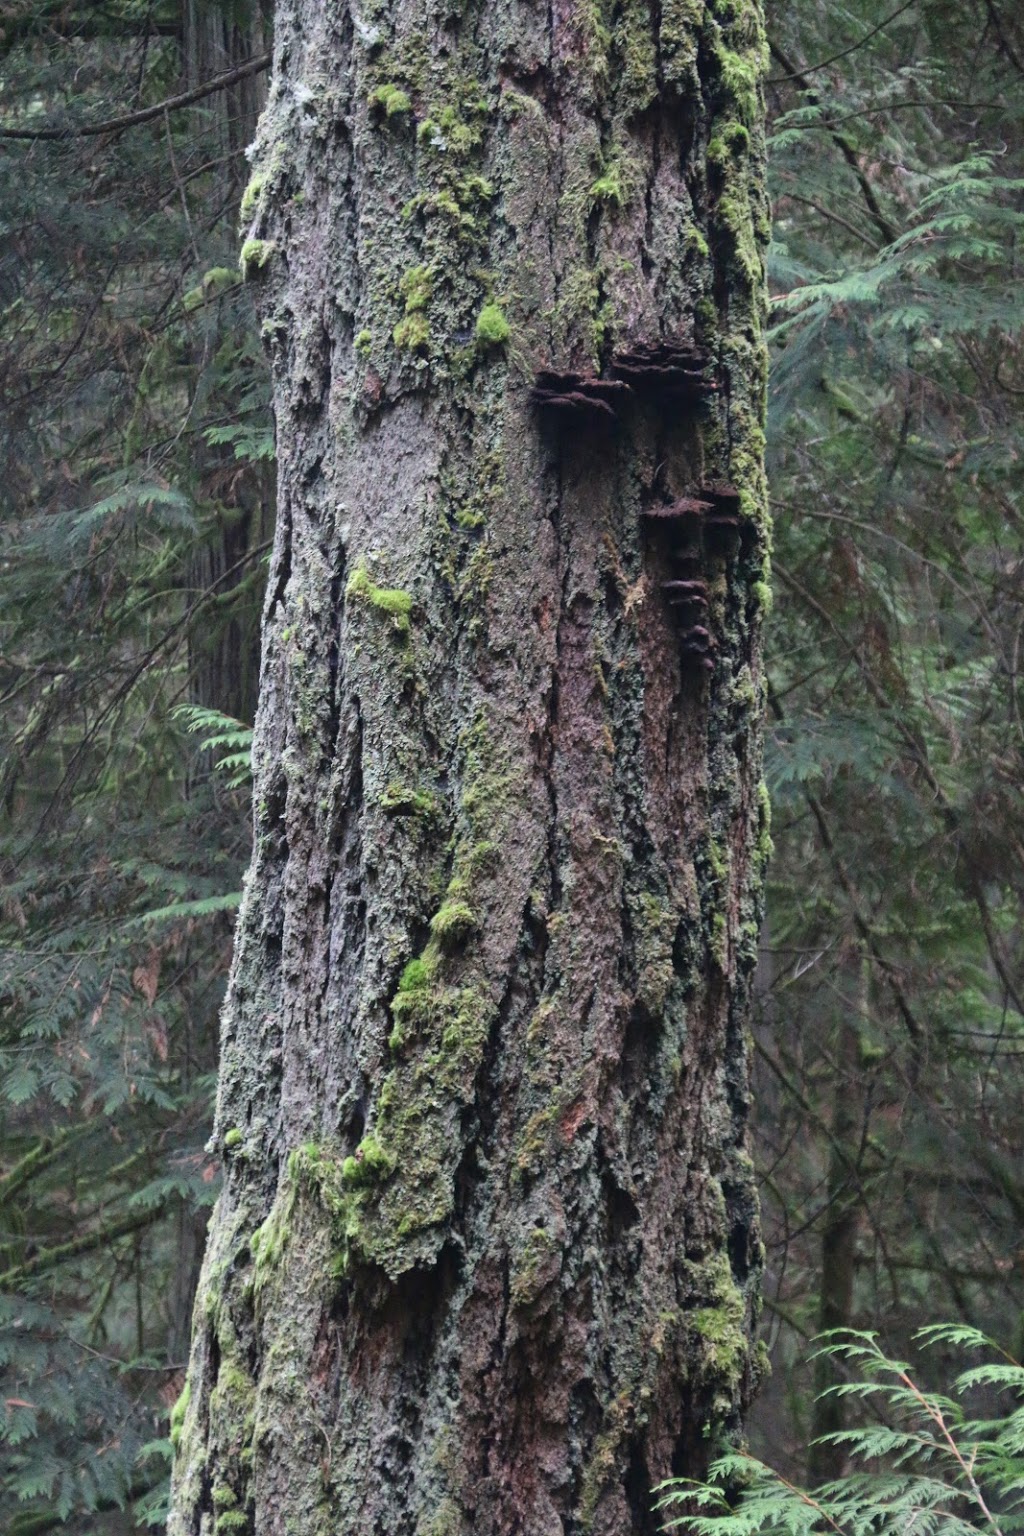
[0,0,1021,1529]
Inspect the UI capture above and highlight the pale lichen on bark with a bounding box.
[171,0,772,1532]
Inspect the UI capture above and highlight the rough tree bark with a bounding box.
[169,0,772,1531]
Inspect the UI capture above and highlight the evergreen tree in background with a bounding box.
[753,0,1024,1479]
[0,5,271,1529]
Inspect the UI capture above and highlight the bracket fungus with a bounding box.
[610,341,716,402]
[529,370,632,422]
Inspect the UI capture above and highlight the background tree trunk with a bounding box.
[169,0,772,1531]
[169,0,275,1374]
[183,0,274,729]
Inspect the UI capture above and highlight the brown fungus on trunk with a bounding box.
[699,484,749,553]
[640,496,714,524]
[679,622,718,676]
[662,579,709,606]
[611,340,717,402]
[703,481,742,509]
[640,499,710,569]
[644,501,724,675]
[529,370,633,424]
[703,514,742,549]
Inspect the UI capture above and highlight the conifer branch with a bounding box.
[0,1126,92,1205]
[0,54,270,142]
[768,0,919,84]
[782,192,882,250]
[769,40,899,245]
[0,1203,166,1288]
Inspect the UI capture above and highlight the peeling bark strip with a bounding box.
[170,0,772,1532]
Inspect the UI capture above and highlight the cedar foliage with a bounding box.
[755,0,1024,1476]
[659,1328,1024,1534]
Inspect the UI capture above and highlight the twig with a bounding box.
[0,54,270,142]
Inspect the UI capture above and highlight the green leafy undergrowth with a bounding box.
[656,1327,1024,1534]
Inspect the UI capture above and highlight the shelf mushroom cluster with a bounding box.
[529,341,715,422]
[641,484,744,675]
[528,340,744,682]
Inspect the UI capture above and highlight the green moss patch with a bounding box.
[380,782,438,818]
[340,980,494,1277]
[474,303,510,346]
[169,1379,190,1450]
[393,312,430,351]
[345,564,413,635]
[429,894,477,950]
[369,83,412,118]
[238,238,275,279]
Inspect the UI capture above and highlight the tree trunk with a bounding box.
[169,1,772,1532]
[168,0,276,1375]
[184,0,275,728]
